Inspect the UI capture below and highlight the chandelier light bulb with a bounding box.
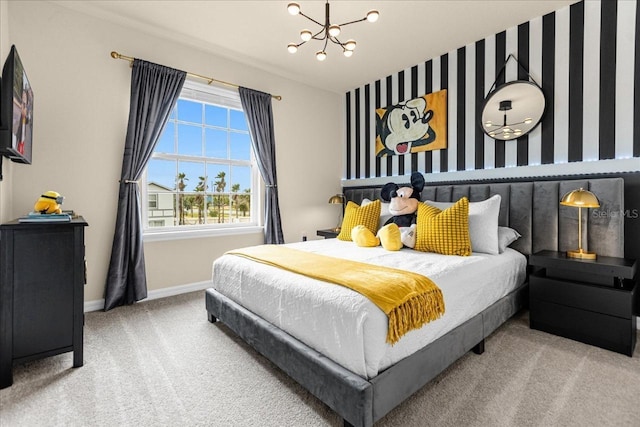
[524,118,533,124]
[287,2,300,15]
[366,10,379,23]
[344,39,357,51]
[484,121,493,127]
[287,43,298,54]
[316,51,327,61]
[343,49,353,58]
[328,25,341,37]
[300,30,312,41]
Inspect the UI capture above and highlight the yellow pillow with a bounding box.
[337,200,381,241]
[415,197,471,256]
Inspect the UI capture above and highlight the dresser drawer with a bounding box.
[530,272,635,319]
[530,298,636,356]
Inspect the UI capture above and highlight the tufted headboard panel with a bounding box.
[344,177,624,257]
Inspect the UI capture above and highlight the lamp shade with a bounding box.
[329,194,345,232]
[559,188,600,260]
[328,194,345,204]
[300,30,312,41]
[560,188,600,208]
[287,2,300,15]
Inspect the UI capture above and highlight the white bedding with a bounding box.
[212,239,526,379]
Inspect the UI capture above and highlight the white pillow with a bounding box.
[362,198,392,230]
[498,226,521,253]
[425,194,501,255]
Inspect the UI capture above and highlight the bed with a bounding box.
[206,177,625,426]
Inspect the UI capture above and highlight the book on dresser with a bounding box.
[18,212,72,222]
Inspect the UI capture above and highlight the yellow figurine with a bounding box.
[34,191,64,214]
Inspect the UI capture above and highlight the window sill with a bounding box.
[143,225,264,242]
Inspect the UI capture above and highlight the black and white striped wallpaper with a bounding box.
[344,0,640,181]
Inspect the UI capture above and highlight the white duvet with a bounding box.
[212,239,526,379]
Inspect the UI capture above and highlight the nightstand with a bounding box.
[316,228,339,239]
[529,250,637,356]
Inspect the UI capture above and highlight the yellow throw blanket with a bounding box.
[227,245,445,345]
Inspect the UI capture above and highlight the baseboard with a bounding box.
[84,280,212,312]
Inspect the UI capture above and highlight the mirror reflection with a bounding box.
[480,81,545,141]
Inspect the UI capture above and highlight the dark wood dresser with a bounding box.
[0,217,88,388]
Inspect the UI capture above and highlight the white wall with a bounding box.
[0,0,13,221]
[6,1,342,303]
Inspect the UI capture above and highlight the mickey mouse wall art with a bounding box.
[375,90,448,157]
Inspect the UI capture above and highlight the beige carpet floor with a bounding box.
[1,290,639,426]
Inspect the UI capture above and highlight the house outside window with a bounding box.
[148,193,158,209]
[142,80,260,238]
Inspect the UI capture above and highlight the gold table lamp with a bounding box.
[328,194,345,232]
[560,188,600,259]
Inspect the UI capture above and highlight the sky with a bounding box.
[146,99,253,193]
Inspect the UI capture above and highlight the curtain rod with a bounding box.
[110,51,282,101]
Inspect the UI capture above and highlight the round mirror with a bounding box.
[480,80,545,140]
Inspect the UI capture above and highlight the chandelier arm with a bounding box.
[298,11,324,28]
[323,37,329,52]
[488,118,526,130]
[337,17,368,27]
[329,36,344,46]
[492,127,507,135]
[312,28,327,41]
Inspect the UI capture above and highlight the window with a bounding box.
[142,81,260,236]
[148,194,158,209]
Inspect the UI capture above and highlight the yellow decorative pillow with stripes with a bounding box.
[337,200,381,241]
[415,197,471,256]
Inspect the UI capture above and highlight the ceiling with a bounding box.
[57,0,578,94]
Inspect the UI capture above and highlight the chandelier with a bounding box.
[484,100,533,140]
[286,1,379,61]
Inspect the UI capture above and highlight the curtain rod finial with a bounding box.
[110,51,120,59]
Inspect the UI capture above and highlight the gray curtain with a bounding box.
[238,87,284,244]
[104,59,186,311]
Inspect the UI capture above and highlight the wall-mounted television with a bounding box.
[0,45,33,164]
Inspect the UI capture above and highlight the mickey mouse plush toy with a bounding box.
[380,171,425,249]
[381,171,425,229]
[353,171,425,250]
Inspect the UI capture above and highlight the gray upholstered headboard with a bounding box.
[344,177,624,257]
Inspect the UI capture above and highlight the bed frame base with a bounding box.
[472,339,485,354]
[206,283,527,426]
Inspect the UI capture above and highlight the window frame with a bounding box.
[141,80,263,241]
